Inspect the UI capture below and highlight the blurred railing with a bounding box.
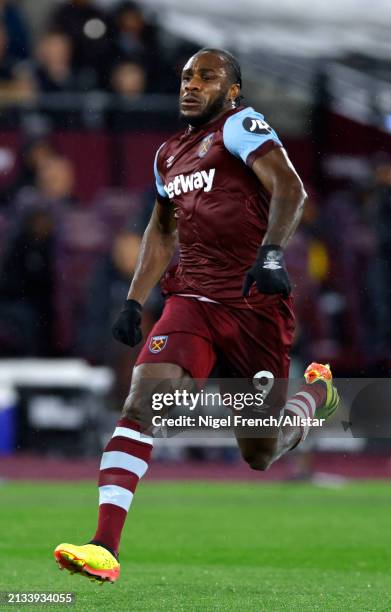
[0,92,180,131]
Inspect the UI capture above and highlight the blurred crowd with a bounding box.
[0,131,165,401]
[0,0,193,101]
[287,162,391,377]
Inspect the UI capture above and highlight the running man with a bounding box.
[54,48,339,583]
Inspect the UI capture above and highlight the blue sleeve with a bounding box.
[223,107,282,166]
[153,143,168,199]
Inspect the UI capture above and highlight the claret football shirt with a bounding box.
[153,106,283,306]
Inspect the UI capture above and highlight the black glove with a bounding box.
[112,299,143,346]
[242,244,291,298]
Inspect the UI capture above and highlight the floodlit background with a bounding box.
[0,0,391,478]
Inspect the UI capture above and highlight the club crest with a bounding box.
[149,335,168,354]
[198,133,215,158]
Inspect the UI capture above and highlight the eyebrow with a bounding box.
[182,67,218,76]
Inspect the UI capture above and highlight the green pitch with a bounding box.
[1,480,391,611]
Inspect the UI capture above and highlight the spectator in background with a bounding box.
[0,206,56,355]
[30,31,77,94]
[12,154,79,227]
[0,23,33,101]
[15,154,78,212]
[3,153,81,357]
[110,1,169,92]
[79,229,141,363]
[110,60,146,99]
[0,150,81,358]
[106,59,147,130]
[79,229,162,400]
[49,0,111,89]
[0,135,58,207]
[36,155,77,205]
[0,0,30,60]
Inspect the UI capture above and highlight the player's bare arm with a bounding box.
[112,201,177,346]
[252,147,307,248]
[243,148,307,298]
[128,201,177,305]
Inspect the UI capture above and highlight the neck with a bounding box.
[188,104,237,130]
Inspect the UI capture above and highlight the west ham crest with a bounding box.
[198,133,215,158]
[149,335,168,354]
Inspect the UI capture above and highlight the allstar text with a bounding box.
[152,415,325,429]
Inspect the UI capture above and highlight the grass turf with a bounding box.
[0,480,390,610]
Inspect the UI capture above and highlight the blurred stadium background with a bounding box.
[0,2,391,608]
[0,0,390,469]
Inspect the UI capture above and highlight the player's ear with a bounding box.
[228,83,240,106]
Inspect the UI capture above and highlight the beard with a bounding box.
[179,91,228,128]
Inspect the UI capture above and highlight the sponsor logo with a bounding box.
[164,168,215,199]
[166,155,175,168]
[243,117,272,135]
[263,250,282,270]
[263,261,281,270]
[198,132,215,158]
[149,335,168,354]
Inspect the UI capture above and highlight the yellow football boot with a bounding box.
[54,543,120,583]
[304,362,340,420]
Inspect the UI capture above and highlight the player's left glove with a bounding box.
[112,299,143,347]
[242,244,291,298]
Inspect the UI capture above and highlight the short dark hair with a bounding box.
[198,47,242,89]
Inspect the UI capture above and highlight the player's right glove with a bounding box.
[242,244,291,298]
[112,299,143,347]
